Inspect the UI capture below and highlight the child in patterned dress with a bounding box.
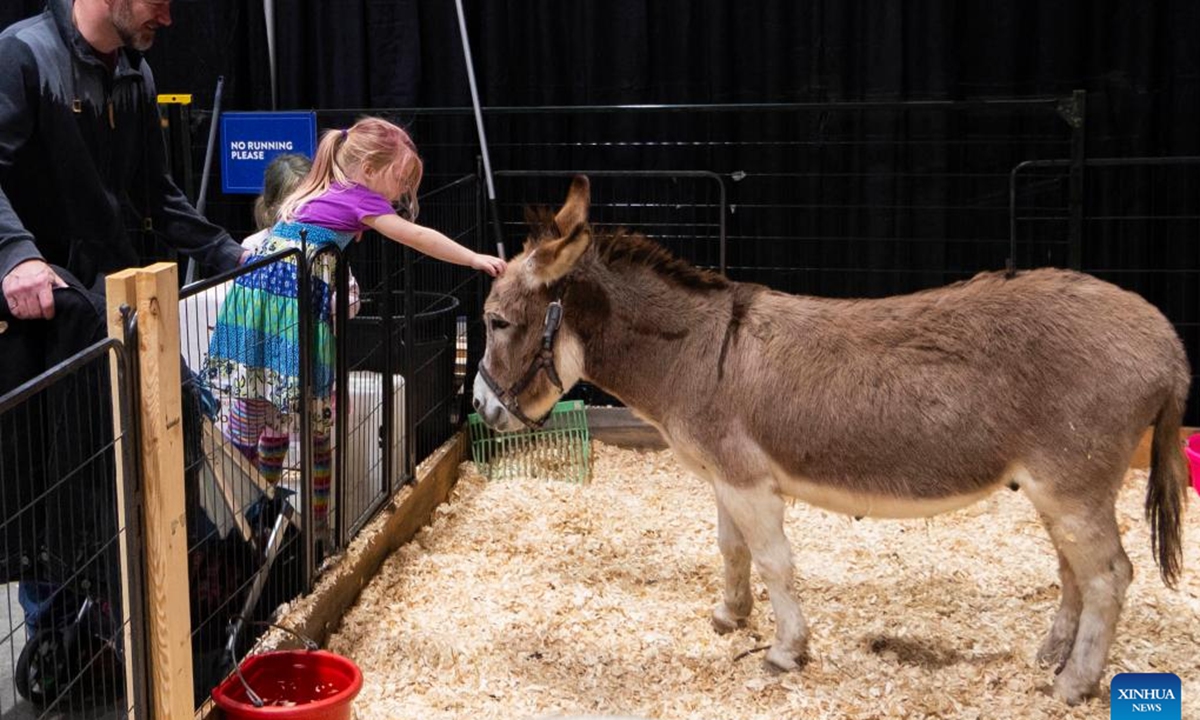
[224,153,355,529]
[205,118,504,549]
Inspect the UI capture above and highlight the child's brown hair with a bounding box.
[254,153,313,230]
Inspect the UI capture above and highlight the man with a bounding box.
[0,0,245,656]
[0,0,245,331]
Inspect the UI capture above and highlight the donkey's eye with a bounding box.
[489,317,511,331]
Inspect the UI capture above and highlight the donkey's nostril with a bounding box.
[472,396,482,411]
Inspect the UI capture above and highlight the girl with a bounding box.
[223,153,357,514]
[204,118,504,548]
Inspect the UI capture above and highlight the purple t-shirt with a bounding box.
[293,182,395,232]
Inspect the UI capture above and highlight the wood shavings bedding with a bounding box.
[327,441,1200,720]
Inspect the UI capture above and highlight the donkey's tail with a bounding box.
[1146,391,1188,589]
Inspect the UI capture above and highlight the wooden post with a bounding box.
[105,269,140,717]
[115,263,194,719]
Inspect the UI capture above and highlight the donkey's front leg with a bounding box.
[712,499,753,634]
[713,480,808,671]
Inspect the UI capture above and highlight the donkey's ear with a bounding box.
[527,224,591,285]
[552,175,590,239]
[528,177,592,284]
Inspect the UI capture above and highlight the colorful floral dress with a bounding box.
[205,182,394,436]
[204,221,354,435]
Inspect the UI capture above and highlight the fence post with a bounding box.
[105,270,141,716]
[108,263,194,720]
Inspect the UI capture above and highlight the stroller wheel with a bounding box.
[15,623,125,708]
[15,627,70,707]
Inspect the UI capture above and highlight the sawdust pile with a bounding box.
[328,441,1200,720]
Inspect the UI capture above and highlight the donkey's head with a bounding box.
[472,176,593,431]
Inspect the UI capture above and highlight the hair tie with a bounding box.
[340,128,349,140]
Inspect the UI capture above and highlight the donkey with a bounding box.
[471,176,1191,704]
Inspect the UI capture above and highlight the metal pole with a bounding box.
[453,0,506,260]
[381,239,395,496]
[264,0,277,110]
[334,248,349,548]
[403,246,417,482]
[186,75,226,284]
[297,241,314,587]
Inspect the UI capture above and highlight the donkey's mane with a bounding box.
[594,229,729,291]
[525,206,729,292]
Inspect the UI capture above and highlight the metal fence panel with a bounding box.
[178,250,311,709]
[0,336,147,719]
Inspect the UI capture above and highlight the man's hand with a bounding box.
[2,260,67,320]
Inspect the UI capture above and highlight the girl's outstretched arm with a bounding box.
[364,213,506,276]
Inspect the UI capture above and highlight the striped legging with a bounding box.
[228,398,331,542]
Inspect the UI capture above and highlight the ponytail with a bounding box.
[277,129,347,222]
[276,116,425,222]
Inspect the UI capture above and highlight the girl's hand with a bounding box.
[472,253,507,277]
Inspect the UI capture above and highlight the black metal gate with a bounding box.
[0,324,149,719]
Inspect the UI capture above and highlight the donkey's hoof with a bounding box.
[763,646,808,673]
[711,605,748,635]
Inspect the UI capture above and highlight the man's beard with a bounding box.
[111,0,156,52]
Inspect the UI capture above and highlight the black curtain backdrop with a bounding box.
[3,1,1195,156]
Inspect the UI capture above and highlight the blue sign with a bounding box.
[220,111,317,194]
[1111,673,1181,720]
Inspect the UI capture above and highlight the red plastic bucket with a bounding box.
[211,649,363,720]
[1186,434,1200,498]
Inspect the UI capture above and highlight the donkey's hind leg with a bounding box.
[712,499,754,634]
[1035,542,1083,672]
[1027,481,1131,705]
[712,481,808,671]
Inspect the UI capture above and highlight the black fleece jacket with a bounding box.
[0,0,243,290]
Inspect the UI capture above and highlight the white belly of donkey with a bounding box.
[772,463,1012,519]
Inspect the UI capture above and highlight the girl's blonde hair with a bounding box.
[278,116,424,222]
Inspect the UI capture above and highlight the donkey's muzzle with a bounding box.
[471,373,525,432]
